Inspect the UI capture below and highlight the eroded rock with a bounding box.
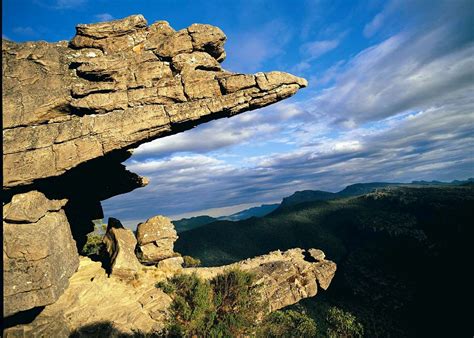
[2,15,307,189]
[186,248,337,313]
[1,14,310,325]
[103,218,141,280]
[4,249,335,336]
[3,191,79,317]
[136,215,178,264]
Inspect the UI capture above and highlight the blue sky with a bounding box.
[3,0,474,225]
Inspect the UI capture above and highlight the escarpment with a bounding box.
[2,15,333,335]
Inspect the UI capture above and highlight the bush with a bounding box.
[257,309,317,337]
[81,233,104,256]
[161,269,262,337]
[81,220,107,257]
[182,255,201,267]
[326,306,364,337]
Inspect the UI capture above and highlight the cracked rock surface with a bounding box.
[4,248,335,337]
[2,14,308,323]
[3,191,79,317]
[2,14,307,189]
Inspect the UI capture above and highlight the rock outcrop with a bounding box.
[3,191,79,317]
[136,215,179,264]
[2,15,307,317]
[2,14,314,332]
[4,248,335,337]
[103,218,142,280]
[186,248,337,313]
[3,14,306,190]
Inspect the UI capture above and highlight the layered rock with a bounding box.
[186,248,337,313]
[3,191,79,317]
[4,248,335,337]
[3,257,173,337]
[136,215,179,264]
[2,15,307,190]
[103,218,142,280]
[2,14,309,325]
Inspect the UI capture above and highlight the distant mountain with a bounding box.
[173,179,473,232]
[175,185,473,337]
[173,215,218,233]
[276,179,474,210]
[411,177,474,185]
[218,204,279,221]
[173,204,279,233]
[279,190,338,208]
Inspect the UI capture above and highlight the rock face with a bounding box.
[2,14,307,189]
[103,218,142,280]
[3,257,173,337]
[136,215,179,264]
[4,249,335,337]
[187,248,337,313]
[1,14,309,326]
[3,191,79,317]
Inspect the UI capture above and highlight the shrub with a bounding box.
[81,233,104,256]
[182,255,201,267]
[161,269,262,337]
[81,220,106,257]
[326,306,364,337]
[257,309,317,337]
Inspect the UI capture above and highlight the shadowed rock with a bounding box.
[103,218,141,280]
[3,191,79,317]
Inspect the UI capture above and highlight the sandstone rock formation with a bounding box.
[136,215,179,264]
[3,14,306,189]
[2,14,316,332]
[186,248,337,313]
[103,218,142,280]
[3,191,79,317]
[4,248,335,337]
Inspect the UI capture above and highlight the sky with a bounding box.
[3,0,474,225]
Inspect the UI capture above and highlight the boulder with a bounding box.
[103,218,142,280]
[136,216,178,264]
[3,191,79,317]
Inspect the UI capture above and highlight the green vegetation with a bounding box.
[257,309,317,337]
[158,270,322,337]
[326,306,363,338]
[158,270,262,337]
[81,220,107,256]
[182,255,201,267]
[175,186,474,336]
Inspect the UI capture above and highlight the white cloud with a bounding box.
[95,13,114,22]
[363,13,385,38]
[224,19,293,73]
[102,0,474,222]
[301,39,340,60]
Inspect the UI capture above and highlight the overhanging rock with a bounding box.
[3,14,307,190]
